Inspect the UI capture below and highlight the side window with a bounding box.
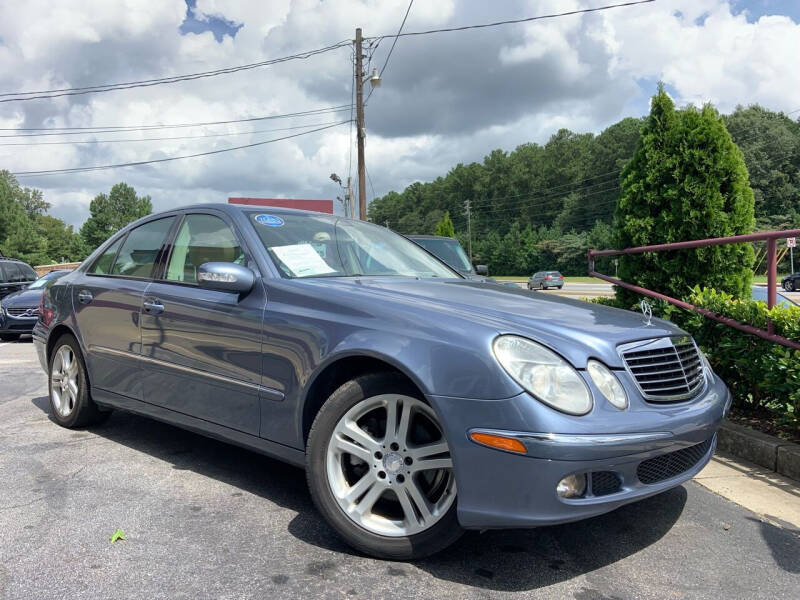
[111,218,175,278]
[4,262,24,283]
[165,214,243,284]
[89,236,125,275]
[0,263,8,283]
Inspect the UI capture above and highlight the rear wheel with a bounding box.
[306,372,461,560]
[0,333,21,342]
[48,334,110,428]
[785,280,796,292]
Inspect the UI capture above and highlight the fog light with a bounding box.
[557,474,586,498]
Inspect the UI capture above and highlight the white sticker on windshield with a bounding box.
[270,244,336,277]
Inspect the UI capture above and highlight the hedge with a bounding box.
[593,288,800,427]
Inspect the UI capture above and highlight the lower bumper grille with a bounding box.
[590,471,621,496]
[637,438,713,484]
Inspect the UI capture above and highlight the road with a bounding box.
[512,280,800,304]
[1,340,799,599]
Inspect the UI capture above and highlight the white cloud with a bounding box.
[0,0,797,228]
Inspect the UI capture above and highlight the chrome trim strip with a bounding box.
[469,428,673,446]
[90,345,284,401]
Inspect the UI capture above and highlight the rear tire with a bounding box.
[48,334,110,428]
[785,280,795,292]
[306,372,462,560]
[0,333,21,342]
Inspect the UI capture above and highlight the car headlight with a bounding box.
[586,360,628,410]
[493,335,593,415]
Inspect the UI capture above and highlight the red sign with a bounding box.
[228,197,334,214]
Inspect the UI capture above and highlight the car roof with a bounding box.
[169,203,337,218]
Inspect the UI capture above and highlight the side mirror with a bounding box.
[197,262,255,294]
[475,264,489,276]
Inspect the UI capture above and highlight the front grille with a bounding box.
[637,438,713,484]
[619,336,705,401]
[6,307,38,317]
[590,471,621,496]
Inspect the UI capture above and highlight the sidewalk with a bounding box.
[694,451,800,531]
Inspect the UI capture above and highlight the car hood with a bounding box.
[304,277,686,368]
[1,288,42,309]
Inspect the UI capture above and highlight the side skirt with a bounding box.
[92,388,306,468]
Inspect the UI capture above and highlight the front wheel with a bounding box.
[306,373,461,560]
[48,334,110,428]
[785,280,795,292]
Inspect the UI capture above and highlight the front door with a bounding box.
[73,216,176,400]
[139,212,264,435]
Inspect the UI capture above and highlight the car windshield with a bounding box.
[411,238,473,273]
[25,272,65,289]
[248,212,458,279]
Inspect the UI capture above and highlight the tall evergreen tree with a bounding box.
[434,211,456,237]
[614,85,755,305]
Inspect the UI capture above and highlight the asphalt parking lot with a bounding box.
[1,339,799,599]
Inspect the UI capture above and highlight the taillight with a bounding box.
[39,294,54,326]
[559,275,564,279]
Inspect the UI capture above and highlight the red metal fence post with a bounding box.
[766,238,777,310]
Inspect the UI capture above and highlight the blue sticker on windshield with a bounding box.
[254,214,284,227]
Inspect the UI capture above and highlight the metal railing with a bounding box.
[588,229,800,351]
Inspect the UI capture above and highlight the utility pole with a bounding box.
[464,199,472,262]
[355,28,367,221]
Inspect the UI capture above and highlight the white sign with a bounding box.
[270,244,336,277]
[788,237,796,248]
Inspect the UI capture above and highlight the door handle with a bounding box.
[142,298,164,315]
[77,290,93,305]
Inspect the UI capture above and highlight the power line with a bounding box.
[365,1,655,41]
[0,120,345,147]
[12,121,350,178]
[364,0,413,107]
[0,105,353,136]
[0,41,351,103]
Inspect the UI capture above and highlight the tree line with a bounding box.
[369,103,800,276]
[0,173,152,266]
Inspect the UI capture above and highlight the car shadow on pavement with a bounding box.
[749,516,800,574]
[30,397,687,592]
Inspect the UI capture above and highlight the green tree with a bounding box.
[614,86,755,306]
[434,211,456,237]
[36,215,87,262]
[80,183,152,251]
[0,170,48,264]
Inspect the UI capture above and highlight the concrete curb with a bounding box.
[717,421,800,481]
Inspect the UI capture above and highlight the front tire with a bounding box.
[306,372,462,560]
[785,280,796,292]
[48,334,110,428]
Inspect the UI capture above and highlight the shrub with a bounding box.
[666,287,800,427]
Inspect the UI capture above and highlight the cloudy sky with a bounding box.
[0,0,798,227]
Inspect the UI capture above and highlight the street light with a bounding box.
[368,68,381,89]
[329,172,353,218]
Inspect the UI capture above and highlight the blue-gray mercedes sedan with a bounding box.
[33,204,731,559]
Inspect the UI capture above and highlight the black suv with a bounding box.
[0,256,38,300]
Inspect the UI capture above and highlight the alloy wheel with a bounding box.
[325,394,456,537]
[51,344,79,417]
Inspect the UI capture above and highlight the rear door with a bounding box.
[72,216,176,401]
[139,211,265,435]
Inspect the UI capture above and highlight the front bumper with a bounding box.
[429,372,731,529]
[0,310,37,335]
